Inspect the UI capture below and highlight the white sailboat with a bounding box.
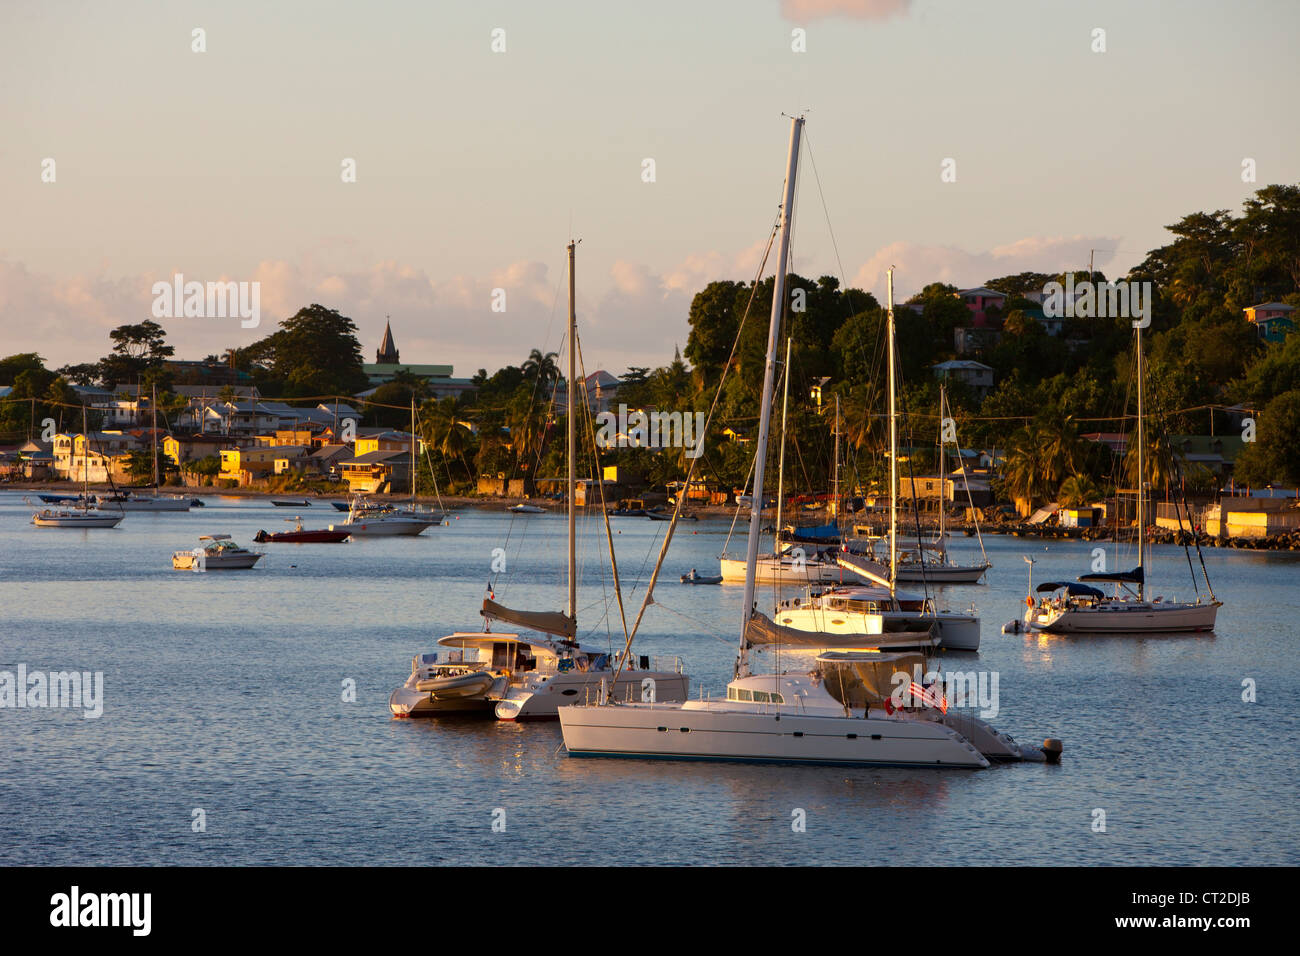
[559,116,1052,767]
[390,241,691,720]
[101,384,192,511]
[32,405,124,528]
[761,271,982,651]
[1025,321,1220,634]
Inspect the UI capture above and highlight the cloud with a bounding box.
[850,235,1121,301]
[0,234,1121,383]
[780,0,911,22]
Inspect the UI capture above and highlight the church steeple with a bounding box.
[377,317,400,364]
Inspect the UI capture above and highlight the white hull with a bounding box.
[893,563,989,584]
[558,702,989,768]
[495,671,690,721]
[775,605,980,651]
[720,556,845,585]
[1026,600,1219,634]
[173,552,262,570]
[32,510,123,528]
[108,496,191,512]
[389,684,496,717]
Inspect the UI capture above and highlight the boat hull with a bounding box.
[329,518,430,536]
[893,563,990,585]
[32,511,122,528]
[719,556,846,585]
[558,703,989,768]
[1027,600,1219,634]
[775,606,980,651]
[106,496,191,512]
[389,685,495,717]
[494,671,690,721]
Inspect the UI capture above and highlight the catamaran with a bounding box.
[1025,321,1221,634]
[559,116,1054,767]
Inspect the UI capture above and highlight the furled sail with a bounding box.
[480,598,576,639]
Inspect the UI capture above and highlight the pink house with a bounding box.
[955,287,1007,327]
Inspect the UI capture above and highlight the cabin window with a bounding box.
[736,689,753,701]
[753,691,770,702]
[770,693,784,704]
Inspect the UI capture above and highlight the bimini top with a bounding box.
[1078,567,1144,585]
[1037,581,1106,598]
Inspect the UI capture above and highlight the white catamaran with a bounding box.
[559,116,1054,767]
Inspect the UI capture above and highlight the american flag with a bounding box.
[909,681,948,714]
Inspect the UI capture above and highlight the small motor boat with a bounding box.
[508,503,546,514]
[254,518,349,543]
[680,569,723,585]
[271,499,311,507]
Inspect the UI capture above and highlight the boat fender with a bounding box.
[1025,595,1034,608]
[883,698,895,716]
[1041,738,1063,764]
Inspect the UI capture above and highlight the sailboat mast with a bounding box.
[151,383,159,488]
[833,393,840,522]
[410,396,416,504]
[938,385,946,551]
[82,403,89,510]
[774,337,791,547]
[567,240,578,624]
[887,268,898,592]
[1136,323,1145,601]
[739,115,802,676]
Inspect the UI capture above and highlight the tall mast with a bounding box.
[1136,323,1145,600]
[739,114,802,678]
[774,337,791,550]
[887,268,898,594]
[82,403,89,510]
[567,240,578,626]
[410,395,416,504]
[833,393,840,524]
[938,384,946,553]
[151,382,159,488]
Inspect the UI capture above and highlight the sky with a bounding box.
[2,0,1297,379]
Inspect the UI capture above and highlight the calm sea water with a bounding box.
[1,489,1296,866]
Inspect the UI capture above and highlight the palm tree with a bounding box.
[521,349,560,386]
[1058,474,1102,509]
[1000,423,1057,515]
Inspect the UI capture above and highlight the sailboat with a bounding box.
[32,406,124,528]
[1025,321,1221,634]
[390,241,690,721]
[100,384,192,511]
[558,116,1054,767]
[758,271,981,651]
[880,385,990,583]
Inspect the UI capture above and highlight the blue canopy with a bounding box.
[1036,581,1105,598]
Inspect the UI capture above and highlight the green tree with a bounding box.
[244,304,369,397]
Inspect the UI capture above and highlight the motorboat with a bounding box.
[37,493,93,504]
[389,631,688,720]
[100,490,191,512]
[719,546,847,585]
[254,517,350,543]
[172,534,263,570]
[507,503,546,514]
[329,502,438,536]
[271,499,311,507]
